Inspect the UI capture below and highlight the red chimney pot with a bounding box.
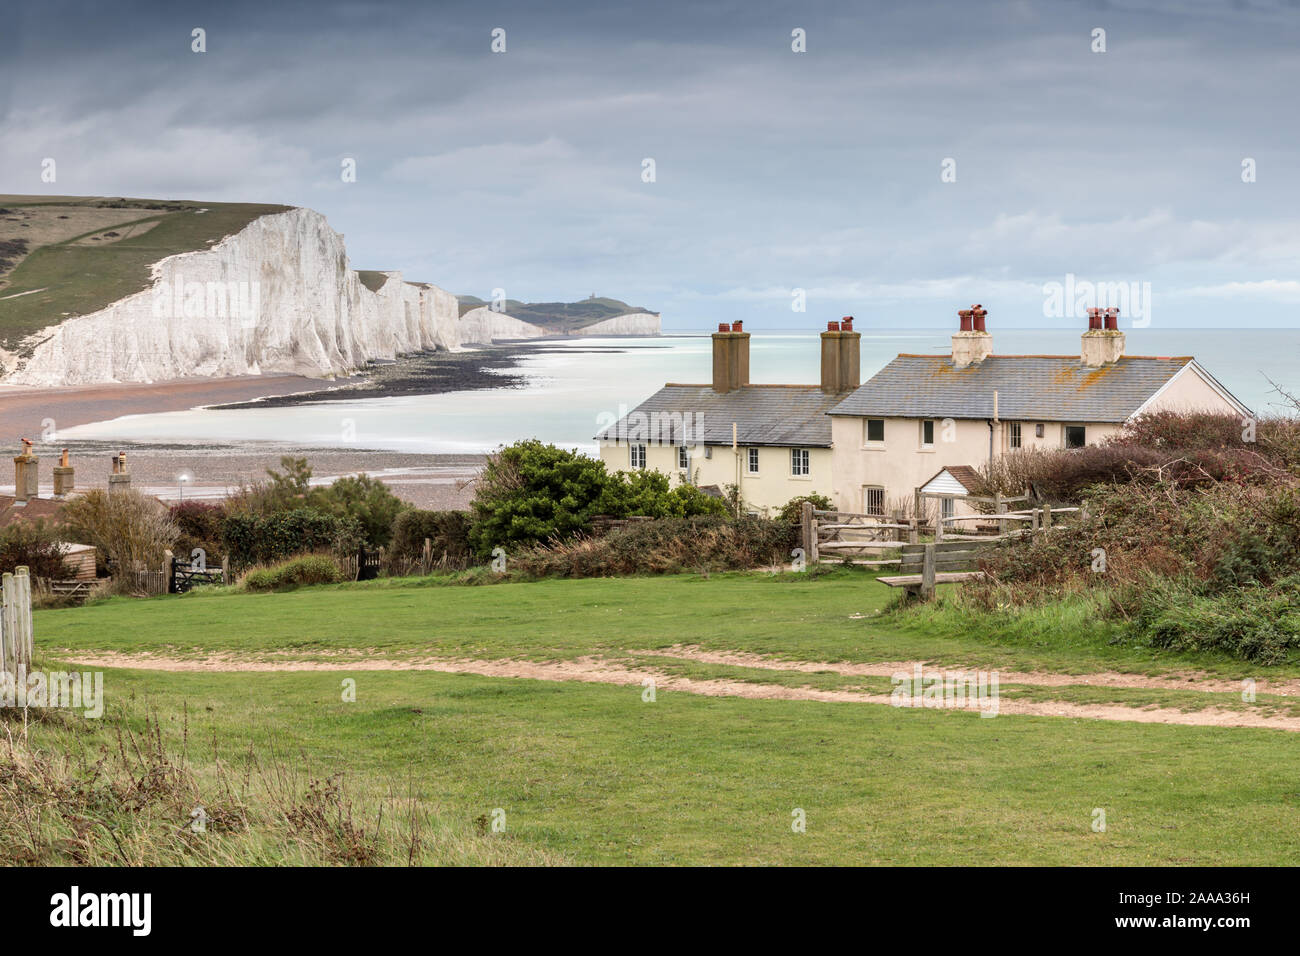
[958,309,973,332]
[971,305,987,333]
[717,322,729,332]
[841,316,854,331]
[1104,308,1119,331]
[731,320,743,332]
[827,320,841,332]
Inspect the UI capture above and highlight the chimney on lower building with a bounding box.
[1081,307,1125,366]
[711,320,750,393]
[108,451,131,493]
[820,316,862,391]
[951,304,992,368]
[53,448,74,498]
[13,438,38,504]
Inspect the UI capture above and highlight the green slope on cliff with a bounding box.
[0,195,290,351]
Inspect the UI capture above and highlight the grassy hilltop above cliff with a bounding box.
[0,195,291,350]
[454,294,657,332]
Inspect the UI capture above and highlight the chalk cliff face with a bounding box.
[457,306,551,345]
[573,312,661,336]
[4,208,465,386]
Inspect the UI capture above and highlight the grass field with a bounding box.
[0,195,289,348]
[13,569,1300,866]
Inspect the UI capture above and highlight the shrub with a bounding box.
[507,515,796,578]
[389,510,473,569]
[225,457,409,548]
[59,489,179,582]
[170,501,227,566]
[469,441,611,556]
[0,521,69,579]
[309,474,409,548]
[221,508,363,568]
[776,493,833,525]
[469,440,731,557]
[242,554,343,592]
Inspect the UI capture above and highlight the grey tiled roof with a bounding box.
[595,384,850,447]
[827,355,1196,423]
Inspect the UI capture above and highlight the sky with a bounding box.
[3,0,1299,331]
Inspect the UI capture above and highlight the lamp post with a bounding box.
[178,472,192,502]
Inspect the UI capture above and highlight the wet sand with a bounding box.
[0,373,487,510]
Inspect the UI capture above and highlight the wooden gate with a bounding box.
[170,558,225,594]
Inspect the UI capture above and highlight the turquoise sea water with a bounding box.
[58,329,1300,454]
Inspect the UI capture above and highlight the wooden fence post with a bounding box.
[908,517,918,545]
[1042,503,1053,530]
[934,504,944,542]
[1,567,34,676]
[1031,507,1040,533]
[800,500,814,562]
[920,543,936,601]
[994,492,1005,536]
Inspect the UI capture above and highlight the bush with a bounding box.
[59,489,179,580]
[469,441,611,557]
[170,501,227,566]
[226,457,409,547]
[0,521,69,579]
[309,474,409,548]
[776,493,833,525]
[221,508,363,568]
[507,515,797,578]
[469,440,729,557]
[389,510,473,569]
[242,554,343,592]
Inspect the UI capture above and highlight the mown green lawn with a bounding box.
[37,568,1299,679]
[15,665,1300,865]
[22,569,1300,865]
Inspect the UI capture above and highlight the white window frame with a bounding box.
[863,485,886,517]
[747,447,760,474]
[1010,422,1022,449]
[864,418,886,446]
[920,419,935,449]
[790,448,810,477]
[630,444,647,470]
[678,446,690,471]
[1064,424,1087,449]
[941,496,955,521]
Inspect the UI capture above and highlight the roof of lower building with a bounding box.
[595,384,851,447]
[0,495,68,528]
[921,465,982,495]
[827,354,1204,423]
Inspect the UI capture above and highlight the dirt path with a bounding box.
[62,651,1300,732]
[637,645,1300,696]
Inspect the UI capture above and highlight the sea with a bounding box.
[56,328,1300,455]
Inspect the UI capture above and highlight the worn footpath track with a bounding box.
[61,645,1300,733]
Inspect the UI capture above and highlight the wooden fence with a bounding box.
[800,502,923,567]
[1,567,34,678]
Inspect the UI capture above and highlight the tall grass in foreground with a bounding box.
[0,701,559,866]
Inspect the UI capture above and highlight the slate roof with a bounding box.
[595,384,850,447]
[828,355,1199,423]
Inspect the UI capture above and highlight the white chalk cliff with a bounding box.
[5,206,647,386]
[457,306,550,344]
[573,312,661,335]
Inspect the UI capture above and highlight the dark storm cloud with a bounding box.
[3,0,1299,329]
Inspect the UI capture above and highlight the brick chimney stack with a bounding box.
[1082,307,1125,366]
[821,316,861,392]
[952,304,993,368]
[53,448,74,498]
[13,438,38,504]
[108,451,131,494]
[711,320,750,393]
